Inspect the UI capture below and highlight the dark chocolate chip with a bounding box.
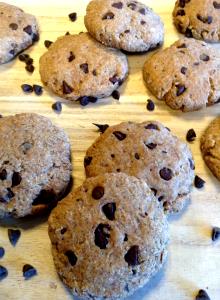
[88,96,98,103]
[65,31,70,35]
[8,229,21,247]
[127,3,136,10]
[181,66,187,74]
[151,188,157,196]
[65,250,77,266]
[139,8,146,15]
[9,49,15,55]
[0,266,8,281]
[80,63,89,74]
[84,156,93,167]
[195,289,210,300]
[207,16,213,24]
[32,33,39,42]
[158,195,164,202]
[124,245,140,266]
[93,123,109,133]
[185,27,193,38]
[92,70,97,76]
[109,75,120,84]
[212,227,220,241]
[189,158,195,170]
[124,234,128,242]
[21,84,33,93]
[135,153,140,160]
[92,186,104,200]
[159,168,173,181]
[112,2,123,9]
[52,101,62,113]
[176,9,185,16]
[44,40,53,48]
[0,169,7,180]
[18,53,29,62]
[179,0,186,8]
[186,129,196,142]
[197,14,213,24]
[194,175,205,189]
[69,12,77,22]
[102,202,116,220]
[141,20,146,25]
[60,227,67,235]
[146,143,157,150]
[0,247,5,259]
[94,224,111,249]
[79,96,90,106]
[32,189,56,206]
[23,25,32,35]
[25,57,34,65]
[146,99,155,111]
[176,84,186,96]
[68,51,75,62]
[23,264,37,279]
[63,81,73,94]
[113,131,127,141]
[102,12,115,20]
[145,123,159,130]
[33,85,43,96]
[112,90,120,100]
[213,1,220,9]
[9,23,18,30]
[25,64,35,73]
[200,54,210,61]
[11,172,22,187]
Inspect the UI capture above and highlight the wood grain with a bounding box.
[0,1,220,299]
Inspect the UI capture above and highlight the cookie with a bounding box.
[143,38,220,112]
[173,0,220,42]
[84,0,164,52]
[84,121,195,214]
[0,113,72,218]
[0,2,39,64]
[39,33,128,102]
[48,172,168,300]
[201,117,220,181]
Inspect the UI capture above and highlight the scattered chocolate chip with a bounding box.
[176,9,185,16]
[189,158,195,170]
[112,2,123,9]
[146,99,155,111]
[21,84,33,93]
[124,245,140,266]
[9,23,18,30]
[32,33,39,42]
[127,3,136,10]
[79,96,90,106]
[18,53,29,62]
[159,168,173,181]
[25,57,34,65]
[146,143,157,150]
[93,123,109,133]
[11,172,22,187]
[200,54,210,61]
[65,31,70,35]
[80,63,89,74]
[0,247,5,259]
[181,66,187,74]
[33,84,43,96]
[145,123,159,130]
[176,84,186,96]
[32,189,56,206]
[139,8,146,15]
[135,153,140,160]
[68,12,77,22]
[0,266,8,281]
[212,226,220,242]
[88,96,98,103]
[213,1,220,9]
[25,64,35,73]
[84,156,92,167]
[65,250,77,266]
[186,129,196,142]
[92,186,104,200]
[0,169,7,180]
[113,131,127,141]
[94,224,111,249]
[52,101,62,113]
[102,203,116,220]
[23,264,37,279]
[194,175,205,189]
[44,40,53,48]
[63,81,73,94]
[102,12,115,20]
[112,90,120,100]
[195,289,210,300]
[23,25,32,35]
[68,51,75,62]
[8,229,21,246]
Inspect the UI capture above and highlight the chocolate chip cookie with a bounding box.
[201,117,220,181]
[48,172,168,300]
[0,113,72,218]
[143,38,220,112]
[0,2,39,64]
[84,0,164,52]
[84,121,195,214]
[173,0,220,42]
[39,33,128,102]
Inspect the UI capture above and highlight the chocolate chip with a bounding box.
[135,153,140,160]
[102,12,115,20]
[11,172,22,187]
[84,156,93,167]
[63,81,73,94]
[94,224,111,249]
[9,23,18,30]
[8,229,21,246]
[80,63,89,74]
[151,188,157,196]
[176,9,185,16]
[65,250,77,266]
[32,189,56,206]
[179,0,186,8]
[21,84,33,93]
[25,57,34,65]
[44,40,53,48]
[79,96,90,106]
[60,227,67,235]
[92,70,97,76]
[139,8,146,15]
[18,53,29,62]
[195,289,210,300]
[212,227,220,241]
[185,27,193,38]
[181,66,187,74]
[213,1,220,9]
[23,25,32,35]
[146,143,157,150]
[159,168,173,181]
[124,234,128,242]
[23,264,37,279]
[197,14,213,24]
[158,196,165,202]
[113,131,127,141]
[0,169,7,180]
[102,203,116,220]
[109,75,121,85]
[186,129,196,142]
[65,31,70,35]
[177,43,187,48]
[0,247,5,259]
[0,266,8,281]
[68,12,77,22]
[68,51,75,62]
[32,33,39,42]
[141,20,146,25]
[146,99,155,111]
[127,3,136,10]
[176,84,186,96]
[9,49,15,55]
[88,96,98,103]
[112,2,123,9]
[189,158,195,170]
[92,186,104,200]
[200,54,210,61]
[33,84,43,96]
[124,245,140,266]
[25,64,35,73]
[194,175,205,189]
[93,123,109,133]
[145,123,159,130]
[207,16,213,24]
[52,101,62,113]
[112,90,120,100]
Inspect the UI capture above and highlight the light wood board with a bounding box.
[0,0,220,299]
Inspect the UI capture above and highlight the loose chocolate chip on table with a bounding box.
[23,25,32,35]
[18,53,29,62]
[159,167,173,181]
[68,51,75,62]
[68,12,77,22]
[21,84,33,93]
[146,99,155,111]
[25,57,33,65]
[65,31,70,35]
[94,224,111,249]
[33,85,43,96]
[32,33,39,42]
[146,143,157,150]
[186,129,196,142]
[88,96,98,103]
[92,186,104,200]
[0,247,5,259]
[84,156,92,167]
[212,227,220,241]
[194,175,205,189]
[200,54,210,62]
[124,245,140,266]
[176,84,186,96]
[195,289,210,300]
[102,203,116,220]
[9,23,18,30]
[0,266,8,281]
[52,101,62,113]
[44,40,53,48]
[8,229,21,246]
[23,264,37,280]
[62,81,73,94]
[25,64,35,73]
[0,169,7,180]
[112,90,120,100]
[102,12,115,20]
[93,123,109,133]
[112,2,123,9]
[213,1,220,9]
[79,96,90,106]
[145,123,159,130]
[181,67,187,74]
[65,250,77,266]
[11,172,22,187]
[113,131,126,141]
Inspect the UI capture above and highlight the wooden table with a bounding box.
[0,0,220,299]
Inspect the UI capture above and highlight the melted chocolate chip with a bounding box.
[112,90,120,100]
[33,85,43,96]
[186,129,196,142]
[181,66,187,74]
[80,63,89,74]
[176,84,186,96]
[9,23,18,30]
[195,290,210,300]
[113,131,127,141]
[146,143,157,150]
[11,172,22,187]
[124,245,140,266]
[32,189,56,206]
[63,81,73,94]
[94,224,111,249]
[112,2,123,9]
[200,54,210,61]
[0,247,5,259]
[194,175,205,189]
[93,123,109,133]
[92,186,104,200]
[23,25,32,35]
[65,250,77,266]
[159,168,173,181]
[146,99,155,111]
[52,101,62,113]
[0,169,7,180]
[84,156,93,167]
[102,203,116,220]
[213,1,220,9]
[0,266,8,281]
[68,51,75,62]
[212,227,220,241]
[69,12,77,22]
[44,40,53,48]
[8,229,21,246]
[102,12,115,20]
[23,264,37,279]
[145,123,159,130]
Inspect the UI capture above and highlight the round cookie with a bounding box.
[0,113,72,218]
[201,117,220,181]
[39,33,128,102]
[143,38,220,112]
[84,121,195,214]
[0,2,39,64]
[48,172,169,300]
[173,0,220,42]
[84,0,164,52]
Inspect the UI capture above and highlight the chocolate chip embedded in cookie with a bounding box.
[48,173,169,300]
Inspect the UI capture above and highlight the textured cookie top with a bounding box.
[0,113,72,218]
[85,121,195,214]
[201,117,220,181]
[48,173,168,300]
[0,2,39,64]
[173,0,220,42]
[84,0,164,52]
[143,38,220,112]
[39,32,128,101]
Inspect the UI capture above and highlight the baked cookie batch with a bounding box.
[0,0,220,299]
